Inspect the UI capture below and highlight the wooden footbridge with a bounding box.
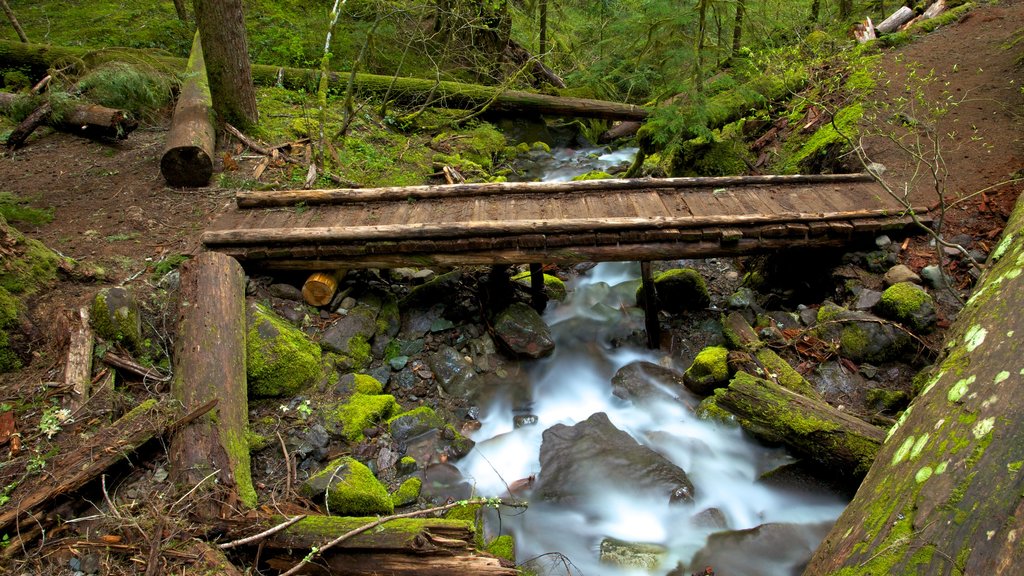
[202,173,928,270]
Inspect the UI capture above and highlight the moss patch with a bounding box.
[334,393,400,442]
[755,348,819,398]
[683,346,730,394]
[301,456,393,516]
[0,287,21,372]
[246,302,322,397]
[511,271,568,301]
[390,477,422,507]
[642,268,710,311]
[877,282,936,331]
[352,373,384,395]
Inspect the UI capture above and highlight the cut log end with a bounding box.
[302,270,345,306]
[161,146,214,188]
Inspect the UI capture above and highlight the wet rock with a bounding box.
[757,460,851,498]
[533,412,694,505]
[851,288,882,310]
[513,414,539,428]
[727,286,757,309]
[612,360,689,402]
[683,347,731,396]
[246,302,322,397]
[465,333,499,372]
[320,296,381,369]
[269,282,304,301]
[686,522,834,576]
[692,507,728,530]
[390,476,422,507]
[599,537,668,570]
[875,281,936,332]
[492,301,555,358]
[420,462,473,503]
[882,264,920,286]
[389,406,446,442]
[812,360,866,403]
[428,345,477,399]
[90,287,143,352]
[646,268,711,312]
[300,456,393,516]
[814,302,912,363]
[400,270,463,309]
[920,264,947,289]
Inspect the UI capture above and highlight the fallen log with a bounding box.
[168,251,254,517]
[161,31,215,187]
[876,6,915,34]
[0,40,647,121]
[0,397,190,533]
[64,305,93,412]
[598,120,642,143]
[267,553,517,575]
[804,194,1024,574]
[0,92,138,148]
[699,371,885,483]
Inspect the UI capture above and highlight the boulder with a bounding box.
[300,456,393,516]
[427,345,477,400]
[320,296,381,369]
[599,537,668,570]
[640,268,711,312]
[683,346,731,395]
[492,301,555,358]
[533,412,694,505]
[681,522,834,576]
[330,393,399,442]
[246,302,321,397]
[612,360,689,402]
[814,302,912,363]
[875,281,937,332]
[90,287,143,352]
[882,264,921,286]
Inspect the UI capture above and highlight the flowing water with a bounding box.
[455,146,848,574]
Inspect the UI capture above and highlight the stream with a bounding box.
[454,145,849,575]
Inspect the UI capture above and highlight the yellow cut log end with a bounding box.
[302,270,346,306]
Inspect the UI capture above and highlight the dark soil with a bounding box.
[0,1,1022,573]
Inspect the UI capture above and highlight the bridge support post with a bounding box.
[529,263,545,312]
[640,261,659,349]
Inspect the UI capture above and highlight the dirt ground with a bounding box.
[0,0,1022,573]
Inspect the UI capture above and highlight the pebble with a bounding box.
[883,264,921,286]
[853,289,882,310]
[875,235,892,248]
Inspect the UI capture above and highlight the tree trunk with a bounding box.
[172,0,190,22]
[700,372,885,484]
[732,0,746,54]
[538,0,548,60]
[161,31,215,187]
[803,197,1024,575]
[839,0,853,19]
[192,0,258,129]
[64,306,93,412]
[503,39,565,88]
[0,40,646,121]
[875,6,916,34]
[0,93,138,149]
[168,251,254,518]
[694,0,709,90]
[0,0,27,43]
[809,0,821,22]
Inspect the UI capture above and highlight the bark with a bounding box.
[161,31,215,187]
[538,0,548,60]
[732,0,746,54]
[0,398,190,533]
[0,93,138,148]
[168,251,254,518]
[64,306,93,412]
[804,196,1024,575]
[0,0,27,43]
[703,372,885,483]
[875,6,916,35]
[0,40,647,121]
[192,0,258,129]
[272,553,517,575]
[172,0,190,22]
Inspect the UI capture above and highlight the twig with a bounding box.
[102,351,171,383]
[166,398,218,434]
[279,498,526,576]
[170,469,220,512]
[143,516,165,576]
[276,430,291,498]
[101,474,121,519]
[217,514,307,550]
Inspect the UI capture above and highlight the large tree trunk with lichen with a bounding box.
[168,251,254,517]
[192,0,257,129]
[161,31,215,187]
[700,372,886,486]
[803,197,1024,575]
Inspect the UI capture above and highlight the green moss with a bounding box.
[344,334,373,370]
[914,3,973,33]
[645,268,710,311]
[390,477,422,507]
[487,534,515,562]
[816,302,846,324]
[695,391,736,422]
[398,456,417,474]
[683,346,730,391]
[754,348,818,398]
[334,393,400,442]
[867,388,910,412]
[387,405,444,439]
[246,302,322,397]
[571,170,613,181]
[0,287,21,373]
[304,456,393,516]
[0,217,64,295]
[89,288,143,352]
[352,373,384,395]
[878,282,934,329]
[224,426,258,508]
[781,103,863,173]
[511,271,568,301]
[245,428,270,453]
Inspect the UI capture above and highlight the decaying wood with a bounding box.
[302,269,347,306]
[64,306,93,412]
[599,120,642,143]
[161,31,215,187]
[804,195,1024,575]
[0,40,648,121]
[0,398,188,533]
[704,371,885,482]
[0,93,138,149]
[853,17,877,43]
[168,252,253,518]
[503,38,565,88]
[102,350,170,383]
[876,6,915,34]
[269,552,517,575]
[187,539,246,576]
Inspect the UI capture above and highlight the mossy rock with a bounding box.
[397,456,417,475]
[388,405,445,442]
[638,268,711,312]
[333,393,400,442]
[511,270,568,301]
[754,348,820,399]
[0,287,21,373]
[400,270,462,308]
[0,215,65,296]
[683,345,731,395]
[300,456,393,516]
[246,302,322,397]
[571,170,613,181]
[814,302,912,364]
[351,373,384,395]
[90,287,143,352]
[780,103,864,174]
[487,534,516,563]
[390,476,422,507]
[876,282,937,332]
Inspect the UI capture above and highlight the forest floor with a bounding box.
[0,0,1021,573]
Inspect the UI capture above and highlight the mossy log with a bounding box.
[804,195,1024,575]
[704,371,885,482]
[0,40,647,121]
[168,251,255,516]
[0,92,138,148]
[161,31,215,187]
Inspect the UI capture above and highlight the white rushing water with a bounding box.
[456,262,848,575]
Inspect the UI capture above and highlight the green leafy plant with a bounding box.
[39,406,73,439]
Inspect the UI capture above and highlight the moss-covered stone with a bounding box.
[641,268,710,312]
[571,170,613,180]
[300,456,393,516]
[877,282,937,332]
[334,393,400,442]
[511,270,568,301]
[487,534,516,562]
[245,428,270,453]
[390,476,422,507]
[781,103,863,173]
[388,405,445,441]
[0,215,64,296]
[398,455,417,475]
[246,302,322,397]
[90,287,143,352]
[683,346,731,395]
[754,348,820,398]
[352,373,384,395]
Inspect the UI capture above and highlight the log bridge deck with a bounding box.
[202,173,928,270]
